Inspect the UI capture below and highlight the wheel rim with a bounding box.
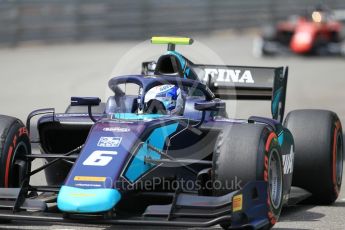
[11,142,29,187]
[268,149,283,209]
[336,132,343,186]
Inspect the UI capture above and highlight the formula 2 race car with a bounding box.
[0,37,343,229]
[254,6,345,57]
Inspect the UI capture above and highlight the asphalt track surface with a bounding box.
[1,34,345,229]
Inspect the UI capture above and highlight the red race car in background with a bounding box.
[254,6,345,57]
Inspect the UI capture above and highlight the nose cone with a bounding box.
[57,186,121,213]
[290,32,313,53]
[290,22,317,54]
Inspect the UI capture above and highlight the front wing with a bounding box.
[0,181,270,229]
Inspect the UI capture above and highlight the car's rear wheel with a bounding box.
[284,109,343,204]
[0,115,31,188]
[212,124,283,229]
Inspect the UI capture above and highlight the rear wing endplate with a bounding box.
[193,65,288,122]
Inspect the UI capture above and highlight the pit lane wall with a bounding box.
[1,0,345,46]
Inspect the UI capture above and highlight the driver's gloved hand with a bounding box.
[170,88,186,115]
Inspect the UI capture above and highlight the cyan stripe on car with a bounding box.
[124,122,178,182]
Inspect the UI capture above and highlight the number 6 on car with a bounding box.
[83,151,118,166]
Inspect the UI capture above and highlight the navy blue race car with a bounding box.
[0,37,343,229]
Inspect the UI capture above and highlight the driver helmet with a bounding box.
[144,84,179,112]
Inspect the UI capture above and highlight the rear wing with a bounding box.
[192,65,288,122]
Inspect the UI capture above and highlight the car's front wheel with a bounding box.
[0,115,31,188]
[212,123,284,229]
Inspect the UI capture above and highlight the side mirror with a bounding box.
[71,97,101,106]
[70,97,101,123]
[141,61,156,75]
[194,99,225,111]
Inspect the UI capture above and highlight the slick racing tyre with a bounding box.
[284,110,343,204]
[212,124,283,229]
[0,115,31,187]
